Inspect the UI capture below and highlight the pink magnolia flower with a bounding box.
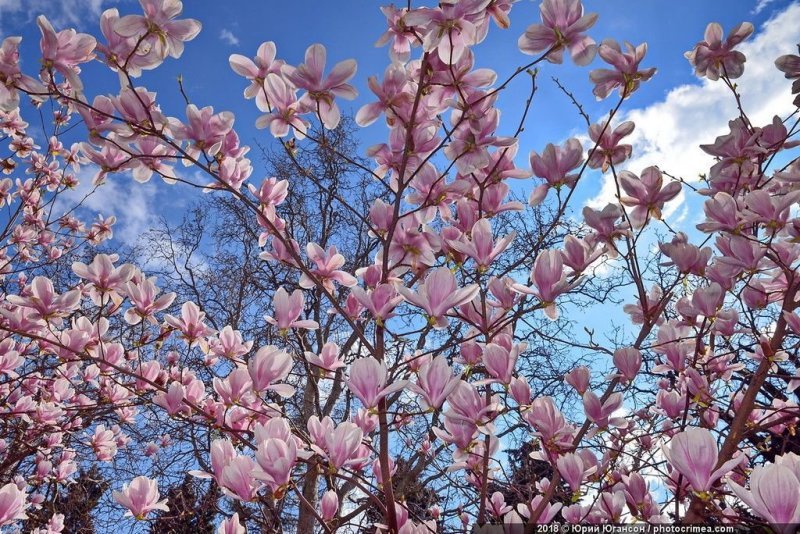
[255,437,297,496]
[529,138,584,190]
[519,494,562,523]
[287,44,357,130]
[582,391,625,429]
[397,267,479,329]
[659,233,712,275]
[565,366,590,395]
[112,476,169,519]
[776,46,800,107]
[299,243,357,291]
[729,463,800,530]
[305,342,346,376]
[320,490,339,521]
[590,40,656,100]
[124,276,176,325]
[613,347,642,382]
[375,5,419,62]
[685,22,754,81]
[264,287,319,334]
[350,284,403,325]
[220,456,259,502]
[404,2,485,64]
[323,422,364,470]
[0,482,27,526]
[557,452,596,493]
[410,355,462,410]
[662,428,741,493]
[72,253,134,297]
[510,376,532,406]
[90,425,118,461]
[482,337,523,385]
[218,513,245,534]
[512,250,573,320]
[347,357,406,409]
[356,64,411,127]
[37,15,96,90]
[6,275,81,324]
[154,381,186,416]
[164,301,214,345]
[517,0,597,65]
[619,166,682,228]
[247,345,294,396]
[213,368,254,406]
[447,218,515,272]
[229,41,286,99]
[587,120,635,172]
[114,0,201,60]
[0,37,45,113]
[172,104,235,160]
[255,73,309,139]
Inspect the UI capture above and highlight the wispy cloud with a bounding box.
[587,4,800,216]
[57,169,160,247]
[0,0,119,31]
[752,0,778,14]
[219,28,240,46]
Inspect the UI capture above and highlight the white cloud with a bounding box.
[57,169,160,247]
[219,28,240,46]
[753,0,778,14]
[587,4,800,212]
[0,0,118,30]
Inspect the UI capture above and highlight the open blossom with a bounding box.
[305,342,346,375]
[397,267,479,329]
[299,243,357,291]
[619,166,682,228]
[590,39,656,100]
[587,120,634,172]
[247,345,294,396]
[112,476,169,519]
[229,41,286,100]
[37,15,96,90]
[287,44,357,130]
[529,138,584,190]
[164,301,214,345]
[114,0,201,60]
[255,73,309,139]
[255,437,297,496]
[218,513,245,534]
[685,22,754,80]
[447,218,515,272]
[518,0,597,65]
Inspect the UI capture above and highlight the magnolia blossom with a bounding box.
[112,476,169,519]
[685,22,754,80]
[662,428,741,493]
[347,357,406,409]
[518,0,597,65]
[397,267,479,329]
[0,483,27,526]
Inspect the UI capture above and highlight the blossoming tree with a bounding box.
[0,0,799,532]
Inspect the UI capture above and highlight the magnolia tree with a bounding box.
[0,0,799,532]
